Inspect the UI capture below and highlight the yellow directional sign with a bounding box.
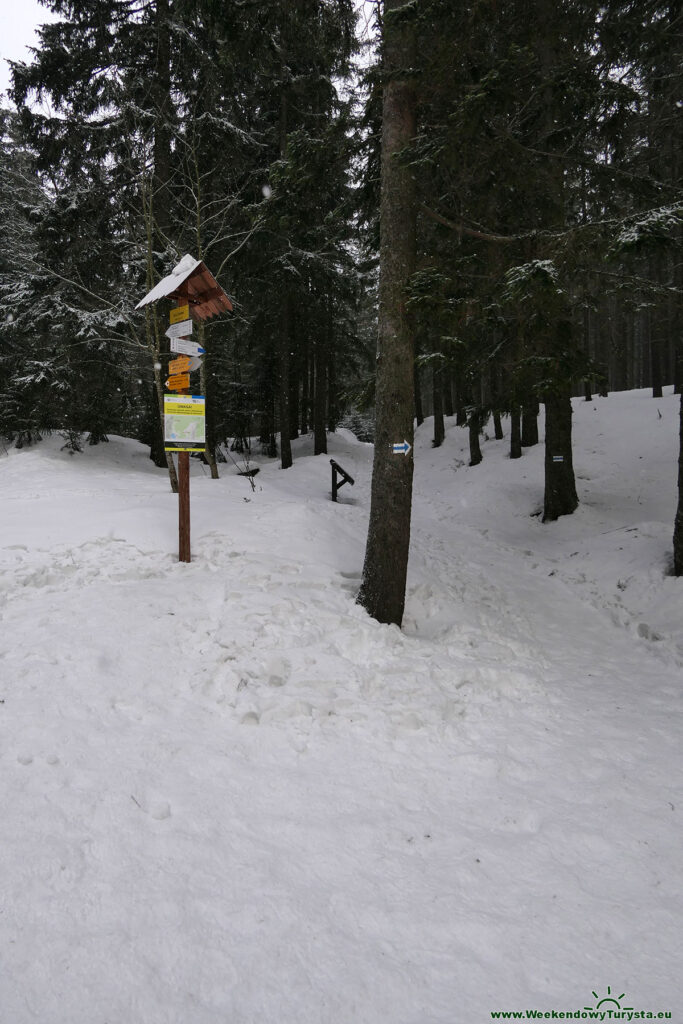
[166,373,190,391]
[169,355,191,375]
[170,304,190,325]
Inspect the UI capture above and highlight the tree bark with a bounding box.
[357,0,416,626]
[543,385,578,521]
[443,373,454,417]
[258,356,277,456]
[521,398,539,446]
[651,315,664,398]
[152,0,172,256]
[673,394,683,574]
[279,296,293,469]
[199,324,219,479]
[490,365,504,439]
[432,363,445,447]
[313,331,327,455]
[327,348,337,432]
[153,358,178,492]
[414,355,424,426]
[493,409,503,440]
[300,336,309,434]
[468,408,482,466]
[288,359,300,440]
[510,406,522,459]
[149,380,166,467]
[455,371,467,426]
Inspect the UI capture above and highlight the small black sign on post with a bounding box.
[330,459,354,502]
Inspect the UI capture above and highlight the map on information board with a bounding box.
[164,395,206,452]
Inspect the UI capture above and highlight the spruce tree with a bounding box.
[357,0,417,626]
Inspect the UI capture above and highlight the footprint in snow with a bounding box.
[131,794,172,820]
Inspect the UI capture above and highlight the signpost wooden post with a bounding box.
[135,255,233,564]
[176,304,192,561]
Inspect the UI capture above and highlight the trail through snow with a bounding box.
[0,389,681,1023]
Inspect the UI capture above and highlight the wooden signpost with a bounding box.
[135,255,233,563]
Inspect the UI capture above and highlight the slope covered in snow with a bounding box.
[0,388,681,1023]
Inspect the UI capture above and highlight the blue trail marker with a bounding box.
[391,440,412,455]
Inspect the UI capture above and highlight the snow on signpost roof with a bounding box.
[135,254,233,320]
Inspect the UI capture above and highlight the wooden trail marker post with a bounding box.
[136,255,233,563]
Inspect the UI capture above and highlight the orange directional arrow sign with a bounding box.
[169,355,191,375]
[165,373,190,391]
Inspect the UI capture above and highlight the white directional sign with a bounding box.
[170,337,204,356]
[165,319,193,340]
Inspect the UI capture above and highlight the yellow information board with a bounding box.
[170,304,190,324]
[164,395,205,452]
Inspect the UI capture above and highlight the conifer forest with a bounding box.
[1,0,682,617]
[2,6,683,1019]
[2,2,679,585]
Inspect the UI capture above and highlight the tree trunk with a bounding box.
[278,64,292,468]
[455,371,467,426]
[153,359,178,492]
[673,394,683,574]
[258,357,277,456]
[288,360,300,440]
[199,325,219,479]
[510,407,522,459]
[327,348,337,432]
[490,366,504,439]
[149,380,166,467]
[414,356,424,426]
[149,0,173,485]
[279,297,293,469]
[443,373,454,417]
[469,408,482,466]
[651,329,664,398]
[357,0,416,627]
[301,336,309,434]
[313,331,327,455]
[152,0,172,257]
[521,398,539,446]
[493,409,503,440]
[432,363,445,447]
[651,290,664,397]
[543,385,578,521]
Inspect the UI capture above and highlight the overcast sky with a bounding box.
[0,0,55,100]
[1,1,377,103]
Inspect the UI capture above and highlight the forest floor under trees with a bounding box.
[1,387,682,1023]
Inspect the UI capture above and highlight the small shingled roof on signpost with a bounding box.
[136,254,234,320]
[137,255,233,563]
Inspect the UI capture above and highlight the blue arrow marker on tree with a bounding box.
[391,440,412,455]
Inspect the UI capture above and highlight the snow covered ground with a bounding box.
[1,388,681,1023]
